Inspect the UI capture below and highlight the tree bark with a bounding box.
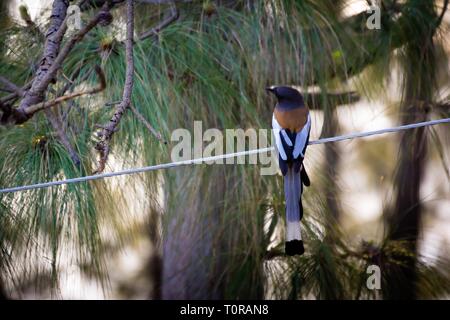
[18,0,69,112]
[95,0,134,173]
[321,106,341,222]
[383,1,437,299]
[383,100,429,299]
[162,167,225,299]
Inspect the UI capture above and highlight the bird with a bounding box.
[266,85,311,256]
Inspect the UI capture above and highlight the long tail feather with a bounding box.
[284,167,304,255]
[284,167,301,241]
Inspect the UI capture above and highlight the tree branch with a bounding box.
[106,101,163,141]
[45,109,82,166]
[16,0,69,113]
[129,104,163,141]
[24,65,106,118]
[22,1,72,163]
[1,66,105,125]
[0,76,24,97]
[95,0,135,174]
[138,2,179,41]
[304,91,360,110]
[0,81,32,104]
[16,2,112,119]
[42,65,94,167]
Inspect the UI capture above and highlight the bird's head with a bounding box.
[266,86,304,108]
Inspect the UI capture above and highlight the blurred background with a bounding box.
[0,0,449,299]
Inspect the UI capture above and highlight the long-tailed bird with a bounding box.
[267,86,311,256]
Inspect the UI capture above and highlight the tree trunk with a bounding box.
[162,167,225,299]
[147,198,162,300]
[383,99,429,300]
[321,105,341,222]
[383,1,437,298]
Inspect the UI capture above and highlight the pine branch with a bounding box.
[43,65,104,167]
[305,91,360,110]
[0,76,24,97]
[106,100,163,141]
[16,0,70,114]
[45,109,82,166]
[14,1,113,122]
[138,2,179,41]
[0,81,32,105]
[95,0,135,174]
[129,104,163,141]
[23,66,106,117]
[21,0,76,165]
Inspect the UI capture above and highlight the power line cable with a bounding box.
[0,118,449,194]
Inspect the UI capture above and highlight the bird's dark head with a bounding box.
[266,86,304,108]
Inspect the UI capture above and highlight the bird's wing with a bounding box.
[272,114,287,160]
[293,113,311,159]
